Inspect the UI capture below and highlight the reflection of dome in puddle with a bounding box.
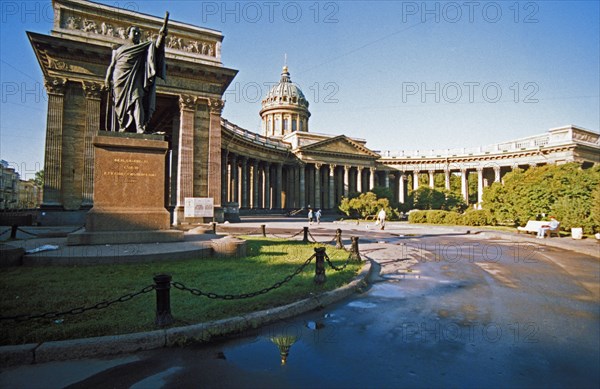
[271,335,297,365]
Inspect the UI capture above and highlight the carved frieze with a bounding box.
[60,12,217,58]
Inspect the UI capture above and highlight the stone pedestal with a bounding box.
[67,133,183,245]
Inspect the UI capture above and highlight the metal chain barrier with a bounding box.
[15,225,85,237]
[14,227,40,237]
[0,228,11,237]
[324,251,352,271]
[0,285,155,322]
[307,230,337,246]
[224,227,263,237]
[172,254,316,300]
[268,228,304,240]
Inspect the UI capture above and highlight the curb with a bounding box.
[475,231,599,258]
[0,259,373,367]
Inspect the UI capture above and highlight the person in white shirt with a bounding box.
[537,216,559,238]
[377,209,386,230]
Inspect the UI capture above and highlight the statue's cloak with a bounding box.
[111,40,166,130]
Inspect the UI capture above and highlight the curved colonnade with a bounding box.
[221,122,600,210]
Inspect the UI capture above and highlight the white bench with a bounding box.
[517,220,560,237]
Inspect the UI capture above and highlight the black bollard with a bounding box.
[314,247,326,284]
[335,228,343,249]
[261,224,266,237]
[10,225,18,240]
[303,226,309,243]
[350,236,361,261]
[211,222,217,234]
[153,274,174,326]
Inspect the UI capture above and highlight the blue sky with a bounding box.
[1,0,598,178]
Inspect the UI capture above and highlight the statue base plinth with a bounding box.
[68,133,183,246]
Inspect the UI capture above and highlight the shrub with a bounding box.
[461,210,492,226]
[426,210,450,224]
[445,211,462,225]
[408,210,428,224]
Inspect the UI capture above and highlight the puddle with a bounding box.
[130,366,183,389]
[306,321,325,330]
[347,301,378,309]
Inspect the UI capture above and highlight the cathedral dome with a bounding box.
[260,66,311,138]
[262,66,309,109]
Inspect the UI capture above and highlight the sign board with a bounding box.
[184,197,214,218]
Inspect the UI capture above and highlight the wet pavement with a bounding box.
[1,222,599,388]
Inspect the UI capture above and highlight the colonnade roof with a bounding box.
[222,120,600,169]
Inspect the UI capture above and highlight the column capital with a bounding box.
[315,163,322,169]
[428,169,435,174]
[82,81,103,100]
[179,94,198,111]
[413,169,420,174]
[476,166,484,172]
[344,165,350,172]
[357,166,363,171]
[370,167,376,173]
[209,98,225,114]
[44,77,67,95]
[493,165,501,172]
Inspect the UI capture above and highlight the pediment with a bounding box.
[299,135,380,158]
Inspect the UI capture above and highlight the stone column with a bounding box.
[413,170,420,191]
[357,167,363,193]
[252,160,259,208]
[221,151,228,203]
[461,168,469,202]
[81,81,102,207]
[428,170,435,189]
[230,154,238,203]
[240,156,249,208]
[314,163,321,209]
[264,162,271,209]
[275,163,283,209]
[399,174,406,204]
[493,166,501,183]
[42,77,67,207]
[329,164,336,209]
[369,167,376,190]
[174,94,196,225]
[299,165,306,208]
[444,169,451,190]
[343,165,350,197]
[208,99,224,206]
[477,167,484,206]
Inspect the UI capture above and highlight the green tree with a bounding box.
[34,170,44,188]
[339,192,393,219]
[482,163,600,233]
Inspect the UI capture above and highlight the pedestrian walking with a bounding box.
[377,208,386,230]
[308,208,314,225]
[315,209,322,224]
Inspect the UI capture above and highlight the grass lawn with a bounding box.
[0,238,362,345]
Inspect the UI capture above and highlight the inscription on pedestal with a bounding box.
[87,134,170,232]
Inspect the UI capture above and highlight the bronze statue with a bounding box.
[105,12,169,134]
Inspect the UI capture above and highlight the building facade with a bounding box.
[31,0,600,225]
